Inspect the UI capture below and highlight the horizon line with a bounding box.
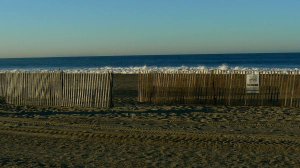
[1,51,300,59]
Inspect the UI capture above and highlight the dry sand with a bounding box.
[0,74,300,167]
[1,102,300,167]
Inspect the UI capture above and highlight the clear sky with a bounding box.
[0,0,299,58]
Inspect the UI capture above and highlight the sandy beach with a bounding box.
[2,0,300,166]
[1,103,300,167]
[0,74,299,167]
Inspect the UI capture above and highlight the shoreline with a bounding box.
[1,67,300,74]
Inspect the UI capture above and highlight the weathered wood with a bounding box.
[0,72,112,108]
[138,71,300,107]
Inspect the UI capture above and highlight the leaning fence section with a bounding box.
[0,72,112,108]
[138,70,300,107]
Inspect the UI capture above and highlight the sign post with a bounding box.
[246,74,259,93]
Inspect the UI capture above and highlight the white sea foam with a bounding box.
[0,66,299,74]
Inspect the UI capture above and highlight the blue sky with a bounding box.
[0,0,299,58]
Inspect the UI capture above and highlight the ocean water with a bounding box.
[0,53,299,72]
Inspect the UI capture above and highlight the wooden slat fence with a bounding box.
[62,73,112,108]
[0,72,112,108]
[138,70,300,107]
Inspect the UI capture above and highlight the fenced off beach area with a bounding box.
[0,69,300,167]
[1,70,300,108]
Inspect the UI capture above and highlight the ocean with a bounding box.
[0,53,299,72]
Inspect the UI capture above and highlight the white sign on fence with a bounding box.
[246,74,259,93]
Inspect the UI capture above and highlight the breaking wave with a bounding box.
[0,64,299,74]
